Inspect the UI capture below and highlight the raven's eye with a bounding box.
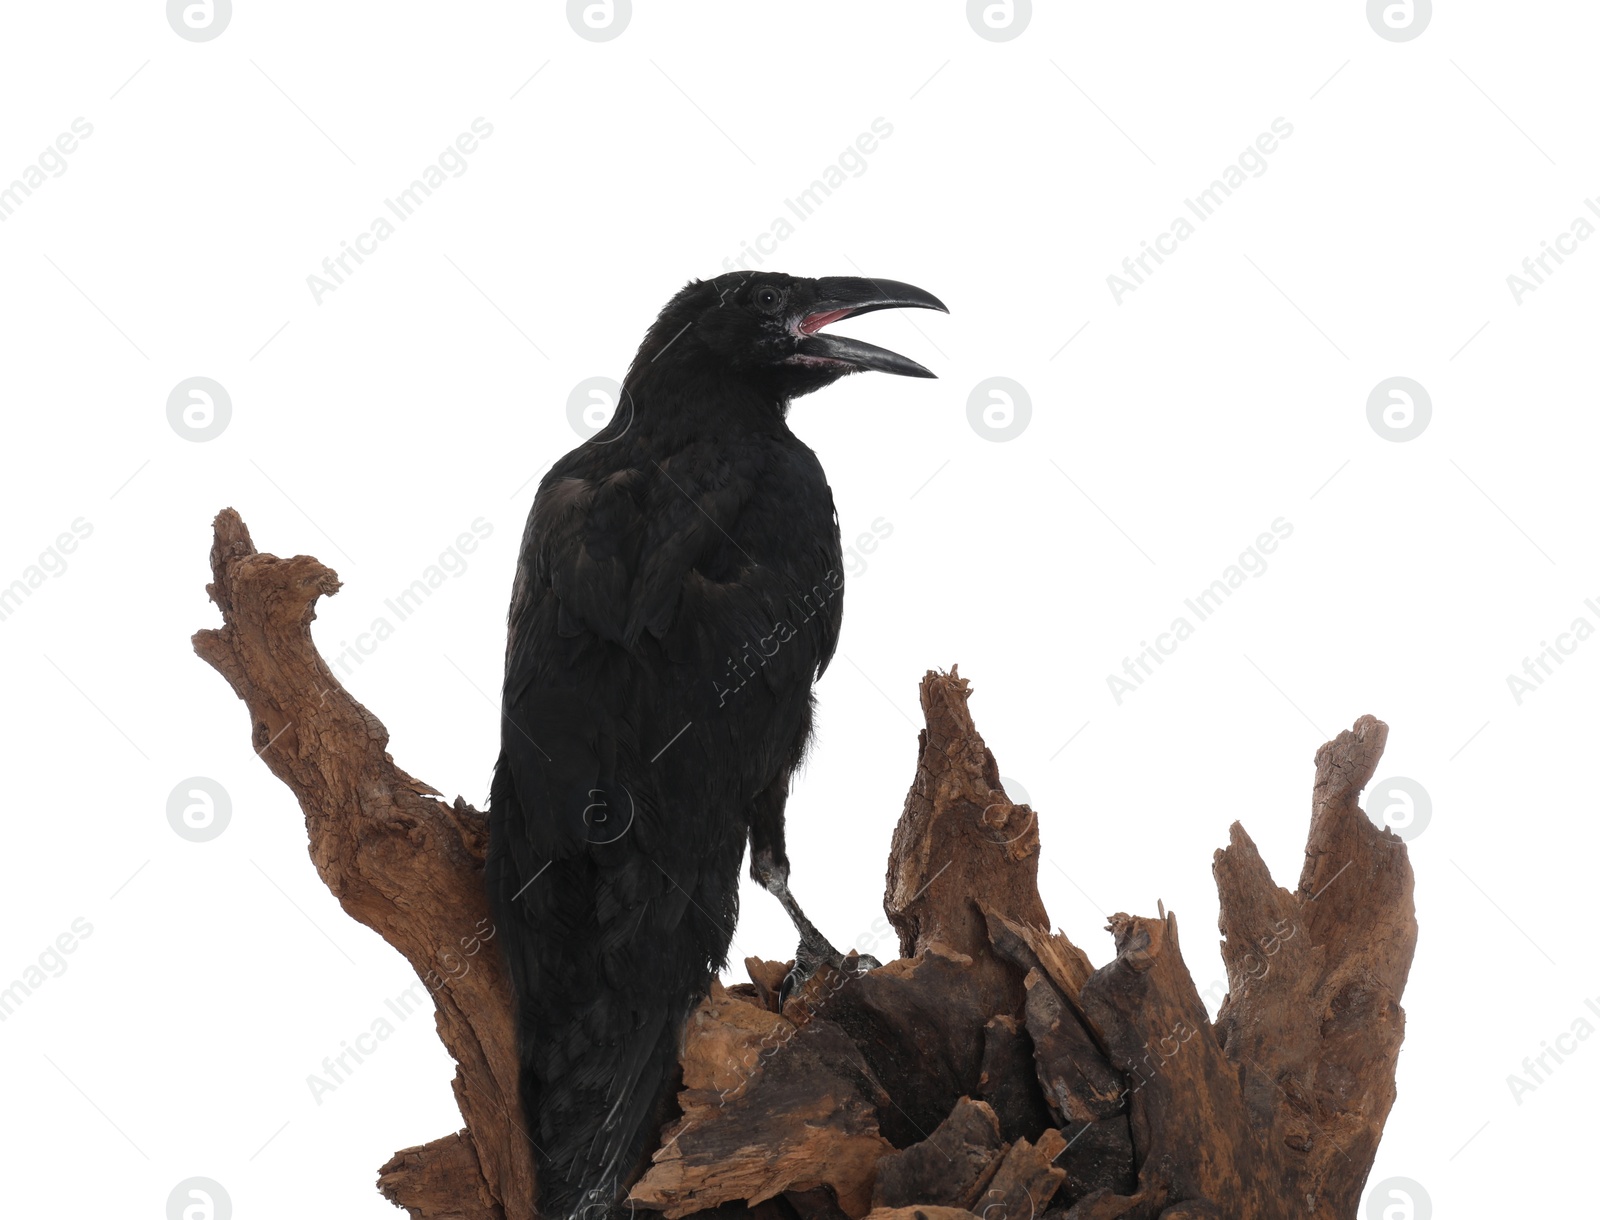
[752,286,783,313]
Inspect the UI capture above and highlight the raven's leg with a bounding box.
[747,773,877,989]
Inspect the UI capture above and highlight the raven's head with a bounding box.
[624,272,948,403]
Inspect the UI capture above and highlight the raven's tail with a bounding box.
[489,755,739,1219]
[532,998,691,1219]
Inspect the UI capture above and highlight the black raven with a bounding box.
[487,272,947,1218]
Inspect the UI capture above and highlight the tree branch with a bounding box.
[193,508,534,1219]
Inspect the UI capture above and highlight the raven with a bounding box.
[487,272,947,1218]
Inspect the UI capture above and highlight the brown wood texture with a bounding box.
[195,512,1414,1219]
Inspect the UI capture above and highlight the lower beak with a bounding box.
[793,277,948,378]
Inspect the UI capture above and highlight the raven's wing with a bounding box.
[502,443,841,834]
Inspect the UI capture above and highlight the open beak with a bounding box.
[792,277,948,378]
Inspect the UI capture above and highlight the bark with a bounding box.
[193,509,531,1220]
[195,510,1414,1220]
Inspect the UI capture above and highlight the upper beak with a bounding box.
[793,277,949,378]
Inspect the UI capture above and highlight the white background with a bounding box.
[1,1,1593,1215]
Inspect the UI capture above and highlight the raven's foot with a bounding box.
[785,934,880,999]
[752,849,879,1000]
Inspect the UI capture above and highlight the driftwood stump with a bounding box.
[194,509,1415,1220]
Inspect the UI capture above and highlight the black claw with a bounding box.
[779,938,880,1005]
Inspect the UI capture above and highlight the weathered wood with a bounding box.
[975,1129,1069,1220]
[871,1097,1006,1211]
[193,509,534,1220]
[983,908,1095,1002]
[834,672,1063,1148]
[784,1186,855,1220]
[975,1016,1054,1144]
[745,956,792,1014]
[885,666,1049,962]
[1055,1118,1135,1203]
[378,1132,499,1220]
[195,513,1414,1219]
[631,981,893,1219]
[1022,970,1124,1126]
[819,945,1018,1147]
[1074,912,1275,1218]
[1211,714,1416,1217]
[1060,1189,1144,1220]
